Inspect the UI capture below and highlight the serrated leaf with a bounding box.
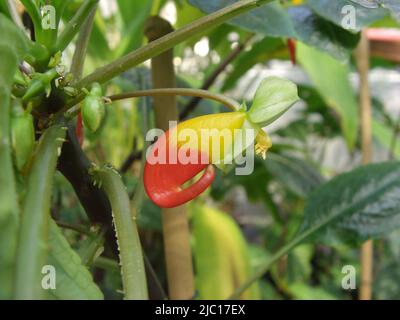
[247,77,299,127]
[47,219,104,300]
[299,162,400,245]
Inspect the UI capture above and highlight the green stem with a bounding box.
[55,0,99,53]
[75,0,272,89]
[70,4,98,80]
[15,124,67,299]
[92,166,148,300]
[109,88,240,111]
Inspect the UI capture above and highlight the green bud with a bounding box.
[82,95,105,133]
[22,69,58,101]
[11,111,35,171]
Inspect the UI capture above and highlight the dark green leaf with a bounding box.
[307,0,388,32]
[299,162,400,245]
[288,6,360,61]
[189,0,296,38]
[265,153,324,198]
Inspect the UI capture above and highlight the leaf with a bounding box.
[307,0,389,33]
[372,119,400,159]
[189,1,360,60]
[192,204,260,300]
[115,0,152,55]
[264,153,324,198]
[288,6,361,61]
[189,0,296,38]
[297,42,358,149]
[247,76,299,127]
[0,13,29,299]
[299,162,400,245]
[47,219,104,300]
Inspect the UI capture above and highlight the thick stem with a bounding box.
[93,166,148,300]
[15,124,67,299]
[70,5,98,81]
[355,30,373,301]
[145,16,195,300]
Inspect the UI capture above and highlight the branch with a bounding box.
[75,0,272,88]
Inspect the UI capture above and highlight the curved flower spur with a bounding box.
[144,77,299,208]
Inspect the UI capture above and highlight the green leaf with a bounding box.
[299,162,400,245]
[288,6,360,61]
[372,119,400,159]
[297,42,358,149]
[189,1,360,60]
[189,0,296,38]
[264,153,324,198]
[0,14,29,299]
[247,77,299,127]
[192,204,260,299]
[229,162,400,298]
[116,0,152,55]
[47,219,103,300]
[307,0,389,33]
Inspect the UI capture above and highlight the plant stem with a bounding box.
[55,0,99,53]
[93,166,148,300]
[145,16,195,300]
[75,0,272,89]
[15,124,67,299]
[109,88,240,112]
[70,5,98,81]
[355,30,373,301]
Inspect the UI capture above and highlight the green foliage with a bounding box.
[192,204,260,299]
[297,42,358,149]
[299,162,400,245]
[47,219,103,299]
[248,77,299,127]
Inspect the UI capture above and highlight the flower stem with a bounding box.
[109,88,240,111]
